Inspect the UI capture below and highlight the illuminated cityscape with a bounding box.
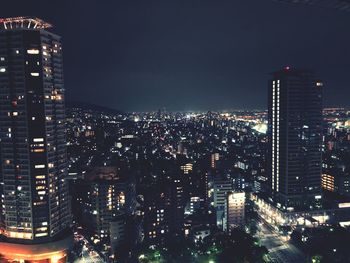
[1,1,350,263]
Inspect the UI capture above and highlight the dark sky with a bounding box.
[2,0,350,111]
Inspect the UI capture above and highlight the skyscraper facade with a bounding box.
[268,68,323,210]
[0,17,71,262]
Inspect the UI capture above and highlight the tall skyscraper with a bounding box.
[268,67,323,210]
[0,17,71,262]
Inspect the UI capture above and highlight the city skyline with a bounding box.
[2,0,350,111]
[1,1,350,263]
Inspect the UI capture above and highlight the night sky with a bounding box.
[2,0,350,111]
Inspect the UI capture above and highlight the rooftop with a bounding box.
[0,17,52,30]
[85,167,122,182]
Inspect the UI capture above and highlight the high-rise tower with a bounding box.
[0,17,71,262]
[268,67,323,210]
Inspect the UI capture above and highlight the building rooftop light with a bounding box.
[0,17,52,30]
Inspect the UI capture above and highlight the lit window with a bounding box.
[0,57,4,61]
[35,164,45,169]
[7,231,32,239]
[27,49,40,54]
[35,232,48,237]
[31,72,39,77]
[36,227,48,232]
[0,67,6,73]
[33,138,44,142]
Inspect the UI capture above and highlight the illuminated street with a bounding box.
[73,237,105,263]
[257,219,306,263]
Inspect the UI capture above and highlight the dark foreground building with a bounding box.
[0,17,71,262]
[268,67,323,210]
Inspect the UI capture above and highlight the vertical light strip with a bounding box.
[272,81,275,190]
[276,80,280,192]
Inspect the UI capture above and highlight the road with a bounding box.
[256,218,306,263]
[73,235,106,263]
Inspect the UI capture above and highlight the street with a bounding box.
[256,218,306,263]
[73,234,106,263]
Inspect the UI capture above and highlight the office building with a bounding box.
[110,212,127,256]
[180,163,193,175]
[143,177,185,244]
[84,167,136,244]
[226,192,245,230]
[322,172,350,196]
[212,177,234,229]
[169,178,185,235]
[268,68,323,210]
[184,196,204,215]
[0,17,71,262]
[143,187,171,244]
[211,153,220,168]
